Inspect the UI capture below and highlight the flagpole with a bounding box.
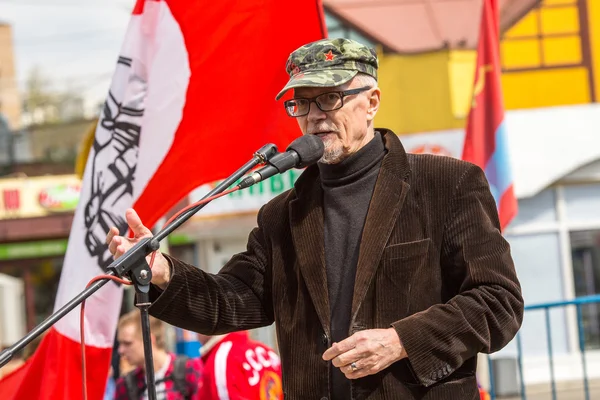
[0,144,278,384]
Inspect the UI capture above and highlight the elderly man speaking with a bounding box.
[107,37,524,399]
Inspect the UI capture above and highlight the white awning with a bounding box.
[399,103,600,199]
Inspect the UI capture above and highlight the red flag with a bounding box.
[462,0,517,229]
[0,362,29,398]
[0,1,325,399]
[134,0,326,226]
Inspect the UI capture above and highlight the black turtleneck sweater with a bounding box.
[318,132,386,400]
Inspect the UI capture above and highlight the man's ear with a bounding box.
[366,87,381,121]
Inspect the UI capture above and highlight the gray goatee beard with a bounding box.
[319,144,344,164]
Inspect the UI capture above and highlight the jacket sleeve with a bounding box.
[392,163,524,386]
[147,207,274,335]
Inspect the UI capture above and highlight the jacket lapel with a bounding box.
[289,168,330,333]
[351,130,411,322]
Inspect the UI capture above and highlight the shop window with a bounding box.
[564,183,600,222]
[502,233,568,356]
[168,243,196,265]
[570,230,600,350]
[501,0,589,71]
[29,258,62,326]
[506,188,557,230]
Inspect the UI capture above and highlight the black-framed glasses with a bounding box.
[284,86,372,117]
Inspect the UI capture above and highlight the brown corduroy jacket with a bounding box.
[148,129,524,399]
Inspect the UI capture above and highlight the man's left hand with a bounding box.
[322,328,407,379]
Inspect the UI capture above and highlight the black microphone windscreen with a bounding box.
[287,135,325,168]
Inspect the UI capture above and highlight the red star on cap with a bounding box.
[324,50,336,61]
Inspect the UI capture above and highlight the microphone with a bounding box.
[253,143,278,163]
[238,135,324,189]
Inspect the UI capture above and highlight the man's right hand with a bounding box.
[106,208,171,290]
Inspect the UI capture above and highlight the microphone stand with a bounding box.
[0,144,277,400]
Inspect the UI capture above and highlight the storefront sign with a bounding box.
[189,169,302,217]
[0,239,68,260]
[400,129,464,159]
[0,175,81,220]
[0,234,193,261]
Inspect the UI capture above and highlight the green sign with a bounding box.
[168,234,194,246]
[228,169,300,199]
[0,239,68,260]
[0,234,194,261]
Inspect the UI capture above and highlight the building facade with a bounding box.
[0,22,21,130]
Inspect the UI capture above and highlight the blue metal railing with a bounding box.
[488,294,600,400]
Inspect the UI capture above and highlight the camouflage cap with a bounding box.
[275,37,378,100]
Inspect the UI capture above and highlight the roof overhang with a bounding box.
[324,0,541,54]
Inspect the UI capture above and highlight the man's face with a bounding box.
[117,324,145,368]
[294,77,380,164]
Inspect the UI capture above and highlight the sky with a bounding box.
[0,0,136,111]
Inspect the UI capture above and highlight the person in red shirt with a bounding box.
[197,331,282,400]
